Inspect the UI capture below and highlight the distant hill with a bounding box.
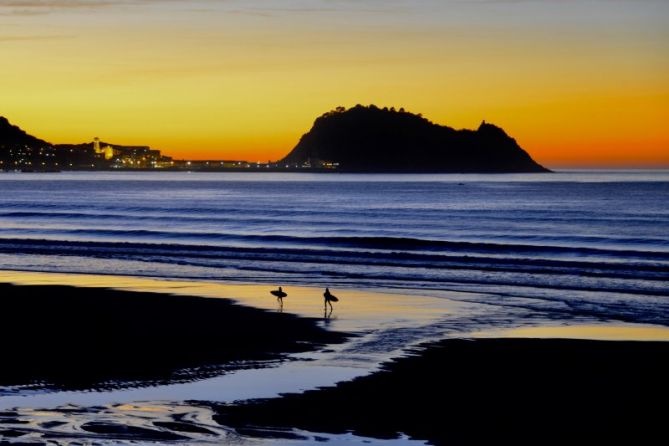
[2,110,549,173]
[281,105,550,173]
[0,116,51,148]
[0,117,167,171]
[0,116,151,152]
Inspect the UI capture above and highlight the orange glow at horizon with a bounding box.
[1,1,667,168]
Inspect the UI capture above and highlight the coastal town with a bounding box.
[1,115,345,172]
[0,135,338,172]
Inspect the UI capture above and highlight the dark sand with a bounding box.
[0,283,346,388]
[214,338,669,445]
[3,280,668,445]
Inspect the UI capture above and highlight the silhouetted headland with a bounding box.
[1,107,549,172]
[0,117,173,171]
[281,105,550,172]
[0,116,50,148]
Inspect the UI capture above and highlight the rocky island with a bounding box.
[281,105,549,173]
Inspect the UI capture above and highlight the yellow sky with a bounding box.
[1,0,667,166]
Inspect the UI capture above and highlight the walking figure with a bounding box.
[270,286,287,307]
[323,287,338,312]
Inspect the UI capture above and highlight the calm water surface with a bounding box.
[0,170,668,326]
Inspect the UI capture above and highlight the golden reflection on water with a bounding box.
[0,270,456,333]
[2,270,668,341]
[473,325,669,342]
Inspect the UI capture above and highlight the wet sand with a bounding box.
[7,337,666,445]
[0,270,473,415]
[0,282,345,389]
[214,338,669,446]
[0,270,464,334]
[2,270,669,444]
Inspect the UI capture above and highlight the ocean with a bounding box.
[1,170,668,326]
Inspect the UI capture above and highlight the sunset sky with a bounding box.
[1,0,667,167]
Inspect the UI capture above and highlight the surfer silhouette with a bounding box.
[323,287,338,313]
[270,286,287,308]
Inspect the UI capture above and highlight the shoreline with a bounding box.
[1,167,553,174]
[0,282,347,390]
[0,270,469,335]
[0,270,465,412]
[2,270,669,444]
[2,336,667,444]
[214,337,669,445]
[3,270,669,341]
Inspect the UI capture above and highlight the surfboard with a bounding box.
[271,290,287,298]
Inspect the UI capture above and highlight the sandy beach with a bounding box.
[214,338,669,445]
[0,281,346,389]
[1,270,668,444]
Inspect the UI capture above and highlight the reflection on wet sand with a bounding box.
[0,270,462,334]
[0,403,427,445]
[2,270,669,445]
[472,324,669,341]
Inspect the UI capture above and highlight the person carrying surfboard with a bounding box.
[323,287,338,311]
[270,286,287,305]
